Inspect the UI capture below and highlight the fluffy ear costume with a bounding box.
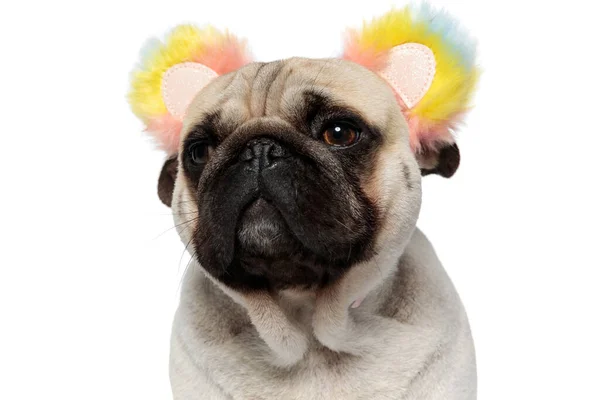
[343,4,479,152]
[128,26,251,155]
[128,4,478,155]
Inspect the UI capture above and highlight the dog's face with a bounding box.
[158,58,458,292]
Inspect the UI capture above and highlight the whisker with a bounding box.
[270,232,284,241]
[179,234,196,274]
[310,59,330,87]
[347,244,352,264]
[150,210,198,217]
[175,200,199,205]
[373,249,383,280]
[332,216,353,233]
[153,217,200,240]
[178,249,197,292]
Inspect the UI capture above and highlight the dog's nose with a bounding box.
[240,137,290,168]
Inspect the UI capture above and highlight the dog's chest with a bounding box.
[173,268,439,399]
[183,321,429,400]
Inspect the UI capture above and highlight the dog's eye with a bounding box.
[322,122,360,147]
[189,143,212,165]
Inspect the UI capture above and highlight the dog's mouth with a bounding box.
[236,197,299,258]
[230,196,345,290]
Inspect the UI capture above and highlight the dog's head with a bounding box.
[169,58,420,292]
[130,7,478,294]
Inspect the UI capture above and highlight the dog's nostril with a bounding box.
[270,143,288,158]
[240,147,254,162]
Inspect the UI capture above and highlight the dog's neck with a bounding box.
[195,227,415,367]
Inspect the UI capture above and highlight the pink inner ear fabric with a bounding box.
[379,43,436,109]
[162,62,218,120]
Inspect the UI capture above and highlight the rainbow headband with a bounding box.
[128,3,479,155]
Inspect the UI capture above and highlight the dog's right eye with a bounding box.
[189,143,212,165]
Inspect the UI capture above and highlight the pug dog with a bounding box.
[129,6,479,399]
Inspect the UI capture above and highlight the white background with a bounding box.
[1,0,599,398]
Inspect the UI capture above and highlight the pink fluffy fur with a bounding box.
[342,35,387,71]
[147,115,183,155]
[193,34,250,75]
[406,115,457,153]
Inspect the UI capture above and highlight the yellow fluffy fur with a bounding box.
[129,25,211,122]
[352,7,479,123]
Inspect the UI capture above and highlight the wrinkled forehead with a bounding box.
[181,57,402,140]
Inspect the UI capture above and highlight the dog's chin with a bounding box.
[236,198,299,258]
[232,198,336,290]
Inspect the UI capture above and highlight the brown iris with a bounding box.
[322,123,360,147]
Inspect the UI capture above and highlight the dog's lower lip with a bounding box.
[243,195,271,212]
[241,196,276,220]
[235,195,299,257]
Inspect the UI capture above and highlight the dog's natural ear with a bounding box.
[417,143,460,178]
[158,156,178,207]
[343,5,479,171]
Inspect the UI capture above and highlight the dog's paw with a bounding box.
[266,330,309,368]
